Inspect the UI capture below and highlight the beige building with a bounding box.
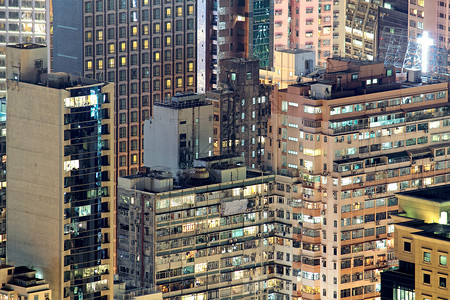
[381,185,450,300]
[267,57,450,299]
[6,45,115,300]
[0,265,52,300]
[260,48,316,89]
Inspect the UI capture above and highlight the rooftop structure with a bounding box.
[0,265,52,300]
[143,93,213,174]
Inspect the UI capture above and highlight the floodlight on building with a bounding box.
[417,31,433,73]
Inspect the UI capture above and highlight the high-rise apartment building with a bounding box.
[0,0,51,98]
[206,58,270,169]
[53,0,199,176]
[117,156,298,299]
[217,0,273,69]
[266,57,450,299]
[6,44,114,300]
[143,93,214,174]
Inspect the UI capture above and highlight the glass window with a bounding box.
[423,252,431,262]
[440,255,447,266]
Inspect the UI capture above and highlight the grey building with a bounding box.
[143,93,214,175]
[207,58,271,170]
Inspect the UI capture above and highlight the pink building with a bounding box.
[289,0,334,67]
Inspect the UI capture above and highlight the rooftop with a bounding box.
[277,48,315,54]
[396,218,450,241]
[397,185,450,203]
[155,93,210,110]
[7,43,45,50]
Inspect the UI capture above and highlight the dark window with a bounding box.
[404,241,411,252]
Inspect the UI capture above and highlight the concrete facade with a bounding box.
[6,46,115,300]
[143,93,213,175]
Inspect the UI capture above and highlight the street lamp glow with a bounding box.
[417,31,433,73]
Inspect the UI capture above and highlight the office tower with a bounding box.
[206,58,270,170]
[117,156,297,299]
[53,0,199,176]
[267,57,450,299]
[6,44,114,300]
[217,0,273,69]
[381,185,450,300]
[0,265,52,300]
[260,48,316,89]
[0,0,51,98]
[143,93,214,174]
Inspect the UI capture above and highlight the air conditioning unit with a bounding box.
[381,108,386,112]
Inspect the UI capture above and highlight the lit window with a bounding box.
[187,5,194,15]
[187,76,194,86]
[142,25,149,35]
[176,6,182,16]
[131,41,137,50]
[108,43,115,54]
[440,255,447,266]
[86,60,92,71]
[120,57,126,66]
[176,77,183,88]
[108,58,114,68]
[165,36,171,46]
[96,59,103,70]
[143,39,149,49]
[165,79,171,89]
[187,62,194,72]
[96,30,103,41]
[165,22,171,32]
[119,42,126,52]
